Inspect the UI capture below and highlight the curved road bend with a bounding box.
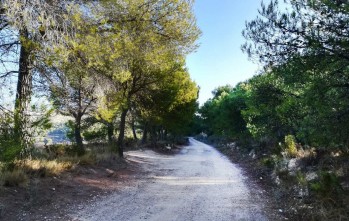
[71,138,269,221]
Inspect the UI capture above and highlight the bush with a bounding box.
[261,157,275,168]
[64,120,75,142]
[0,139,22,162]
[82,124,107,142]
[310,172,342,198]
[284,135,297,157]
[0,115,22,162]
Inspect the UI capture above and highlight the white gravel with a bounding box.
[69,138,269,221]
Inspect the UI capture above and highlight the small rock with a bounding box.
[278,209,283,213]
[275,176,281,185]
[52,188,55,191]
[305,172,318,181]
[288,158,300,175]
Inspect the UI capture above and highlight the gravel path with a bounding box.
[69,138,269,221]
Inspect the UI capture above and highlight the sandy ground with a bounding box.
[69,138,270,221]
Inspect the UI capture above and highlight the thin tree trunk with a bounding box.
[15,30,33,157]
[131,119,138,140]
[150,125,156,145]
[164,129,168,141]
[107,123,114,144]
[74,115,84,155]
[141,123,148,144]
[159,127,165,141]
[117,109,128,158]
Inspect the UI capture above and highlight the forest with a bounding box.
[0,0,200,161]
[0,0,348,220]
[191,0,349,220]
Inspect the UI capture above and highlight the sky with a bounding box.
[187,1,263,105]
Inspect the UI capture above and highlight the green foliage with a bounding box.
[82,124,108,142]
[241,0,349,151]
[242,0,349,66]
[64,120,75,142]
[284,135,298,157]
[296,171,307,187]
[199,83,250,141]
[1,0,201,160]
[0,139,22,163]
[0,114,22,162]
[310,172,342,198]
[137,64,199,138]
[261,157,275,169]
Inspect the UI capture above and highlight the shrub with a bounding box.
[0,115,22,162]
[284,135,297,157]
[82,124,107,142]
[310,172,342,198]
[64,120,75,142]
[0,139,22,162]
[296,171,307,187]
[261,157,275,168]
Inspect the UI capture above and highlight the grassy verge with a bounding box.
[0,144,119,187]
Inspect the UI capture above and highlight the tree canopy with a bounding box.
[195,0,349,152]
[0,0,200,160]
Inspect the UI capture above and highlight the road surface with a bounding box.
[70,138,269,221]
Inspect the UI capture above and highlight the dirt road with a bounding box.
[70,138,269,221]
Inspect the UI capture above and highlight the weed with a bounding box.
[261,157,275,168]
[296,171,307,187]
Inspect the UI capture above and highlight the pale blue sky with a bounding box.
[187,1,263,105]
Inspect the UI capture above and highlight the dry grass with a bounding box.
[296,147,317,159]
[16,150,117,177]
[0,145,120,187]
[96,152,118,163]
[18,159,74,177]
[0,169,28,187]
[58,152,97,166]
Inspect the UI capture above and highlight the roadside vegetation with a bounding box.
[191,1,349,220]
[1,0,349,220]
[0,0,200,217]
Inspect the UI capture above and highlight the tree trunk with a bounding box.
[159,127,165,141]
[15,30,33,157]
[164,129,168,141]
[117,109,128,158]
[74,115,84,155]
[150,125,157,145]
[141,123,148,144]
[131,119,138,140]
[107,123,114,144]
